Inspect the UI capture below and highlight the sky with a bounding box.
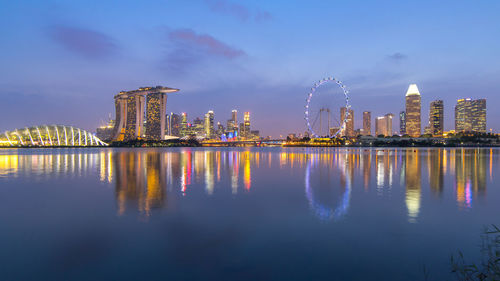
[1,0,499,137]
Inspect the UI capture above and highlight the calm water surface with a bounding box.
[0,147,498,281]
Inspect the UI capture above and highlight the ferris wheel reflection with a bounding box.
[304,154,351,221]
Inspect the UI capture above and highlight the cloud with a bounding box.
[204,0,271,22]
[163,28,245,74]
[387,52,408,61]
[169,29,245,59]
[49,25,117,59]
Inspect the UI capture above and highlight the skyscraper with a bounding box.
[363,111,371,136]
[204,110,215,138]
[375,113,393,136]
[405,84,421,137]
[169,113,181,137]
[112,86,179,141]
[399,111,406,135]
[243,112,250,138]
[216,122,224,137]
[455,98,472,132]
[429,100,444,136]
[340,107,354,137]
[471,99,486,133]
[231,109,238,130]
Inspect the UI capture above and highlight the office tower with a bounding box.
[145,92,168,140]
[455,98,472,132]
[204,111,215,138]
[226,120,234,132]
[340,107,354,137]
[112,86,179,141]
[169,113,181,136]
[166,114,171,135]
[216,122,224,137]
[429,100,444,136]
[179,112,189,137]
[363,111,371,135]
[375,117,386,136]
[375,113,393,136]
[455,98,486,133]
[243,112,250,138]
[471,99,486,133]
[231,110,238,130]
[405,84,421,137]
[399,111,406,135]
[385,113,394,136]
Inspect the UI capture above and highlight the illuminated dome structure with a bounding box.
[0,125,107,147]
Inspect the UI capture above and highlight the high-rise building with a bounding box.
[375,113,393,136]
[243,112,250,138]
[179,112,189,137]
[405,84,421,137]
[169,113,181,136]
[340,107,354,137]
[375,117,386,137]
[429,100,444,136]
[455,98,472,132]
[204,110,215,138]
[363,111,371,136]
[471,99,486,133]
[399,111,406,135]
[216,122,225,137]
[112,86,179,141]
[231,109,238,130]
[455,98,486,133]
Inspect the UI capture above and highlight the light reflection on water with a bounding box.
[0,147,498,280]
[0,148,494,222]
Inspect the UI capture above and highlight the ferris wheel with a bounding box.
[304,77,351,138]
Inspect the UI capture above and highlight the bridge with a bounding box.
[201,140,284,147]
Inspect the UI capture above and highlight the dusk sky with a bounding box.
[1,0,499,137]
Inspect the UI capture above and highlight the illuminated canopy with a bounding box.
[0,125,107,147]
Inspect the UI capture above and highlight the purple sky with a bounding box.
[1,0,499,137]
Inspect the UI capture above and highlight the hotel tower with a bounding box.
[112,86,179,141]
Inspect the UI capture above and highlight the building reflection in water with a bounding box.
[428,149,444,197]
[114,151,166,216]
[454,149,487,209]
[404,149,421,223]
[0,148,495,221]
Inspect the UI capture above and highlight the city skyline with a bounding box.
[1,1,499,137]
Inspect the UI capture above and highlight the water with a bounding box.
[0,147,498,281]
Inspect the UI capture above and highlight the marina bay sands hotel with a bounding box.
[112,86,179,141]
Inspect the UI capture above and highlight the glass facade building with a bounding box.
[340,107,354,137]
[405,84,421,137]
[375,113,393,136]
[363,111,371,136]
[429,100,444,136]
[455,98,486,133]
[471,99,486,133]
[399,111,406,135]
